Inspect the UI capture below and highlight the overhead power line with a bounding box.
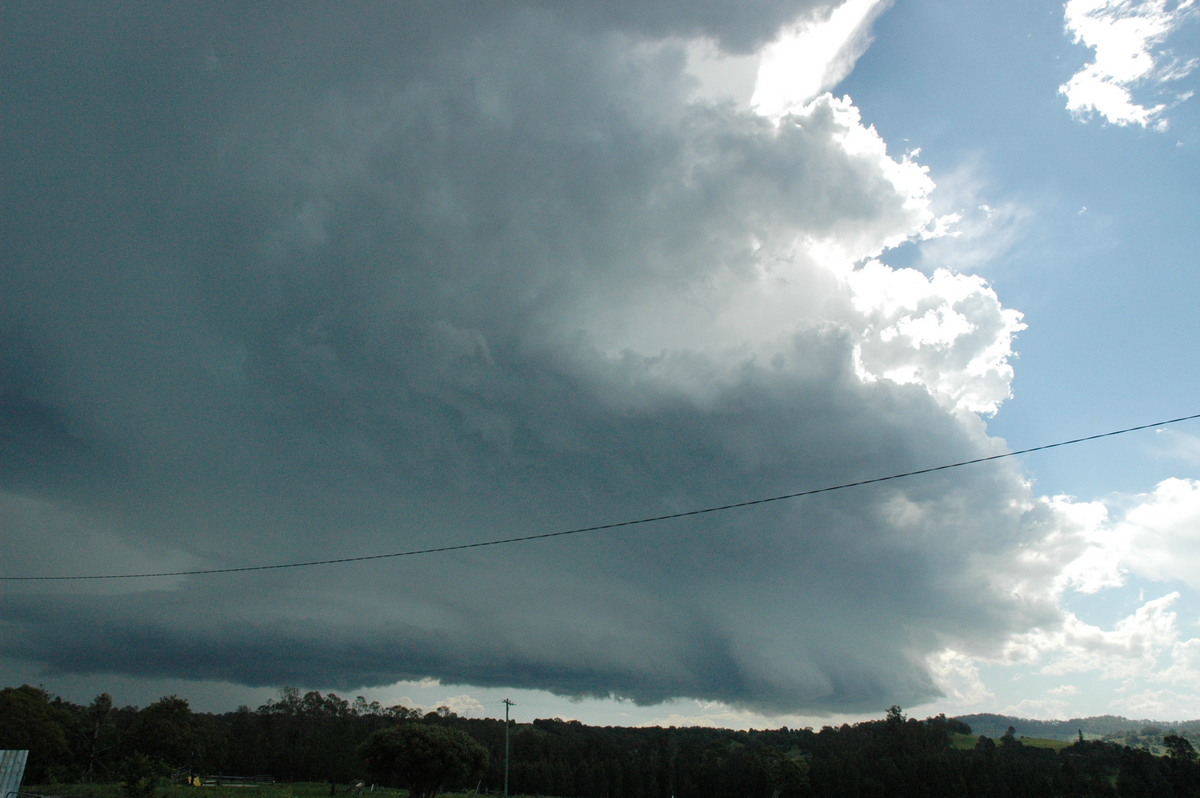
[4,412,1199,582]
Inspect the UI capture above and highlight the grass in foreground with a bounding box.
[24,784,552,798]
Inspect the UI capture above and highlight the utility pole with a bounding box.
[503,698,514,798]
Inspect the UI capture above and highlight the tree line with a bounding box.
[3,685,1199,797]
[959,713,1200,744]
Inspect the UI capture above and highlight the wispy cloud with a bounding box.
[1060,0,1198,130]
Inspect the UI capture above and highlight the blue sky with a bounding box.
[844,0,1200,499]
[2,0,1199,730]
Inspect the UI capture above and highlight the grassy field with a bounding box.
[949,732,977,749]
[1018,737,1071,751]
[22,784,536,798]
[948,732,1071,751]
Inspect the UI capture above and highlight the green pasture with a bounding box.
[1018,737,1071,750]
[948,733,1072,751]
[23,784,540,798]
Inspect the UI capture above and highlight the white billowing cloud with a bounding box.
[984,592,1177,684]
[752,0,892,118]
[1120,478,1200,587]
[1099,638,1200,720]
[1000,478,1200,655]
[1001,682,1081,721]
[1049,684,1080,697]
[647,712,724,728]
[1050,495,1126,594]
[1039,594,1181,679]
[549,93,964,393]
[922,649,994,709]
[1024,591,1200,720]
[646,701,747,729]
[1060,0,1198,130]
[1156,638,1200,698]
[1004,695,1077,721]
[1113,687,1200,720]
[437,694,487,718]
[848,263,1025,415]
[919,473,1200,718]
[1047,477,1200,594]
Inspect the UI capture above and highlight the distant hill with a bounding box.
[956,713,1200,742]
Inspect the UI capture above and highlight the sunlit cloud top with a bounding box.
[751,0,891,119]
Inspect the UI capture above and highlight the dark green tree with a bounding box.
[1162,734,1200,796]
[1163,734,1196,763]
[758,747,811,798]
[125,696,201,773]
[118,751,167,798]
[1116,746,1169,797]
[0,685,73,782]
[75,693,122,781]
[253,688,364,785]
[359,723,488,798]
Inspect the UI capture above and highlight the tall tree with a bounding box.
[125,696,201,773]
[1163,734,1196,764]
[0,685,72,782]
[79,693,120,780]
[359,723,488,798]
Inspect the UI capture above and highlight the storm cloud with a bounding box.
[3,1,1054,713]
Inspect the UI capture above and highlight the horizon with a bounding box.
[9,680,1200,734]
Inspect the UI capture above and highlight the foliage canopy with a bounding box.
[358,723,487,798]
[6,684,1200,797]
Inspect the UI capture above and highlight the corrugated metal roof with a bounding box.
[0,750,29,798]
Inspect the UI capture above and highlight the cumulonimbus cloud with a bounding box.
[1,1,1076,713]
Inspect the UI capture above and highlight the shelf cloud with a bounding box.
[1,1,1093,713]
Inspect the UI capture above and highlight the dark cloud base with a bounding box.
[1,1,1048,713]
